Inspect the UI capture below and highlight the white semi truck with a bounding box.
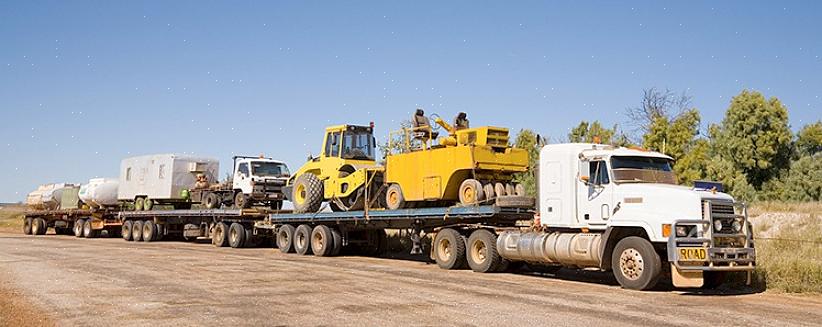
[492,143,756,290]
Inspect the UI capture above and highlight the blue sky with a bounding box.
[1,1,820,202]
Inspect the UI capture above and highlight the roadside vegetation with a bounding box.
[0,204,25,232]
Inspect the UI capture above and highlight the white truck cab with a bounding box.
[497,143,756,290]
[230,156,290,208]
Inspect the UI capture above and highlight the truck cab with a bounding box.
[232,156,290,207]
[497,143,755,290]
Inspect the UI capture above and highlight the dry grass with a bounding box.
[0,204,26,232]
[749,202,822,293]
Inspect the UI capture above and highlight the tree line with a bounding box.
[514,88,822,202]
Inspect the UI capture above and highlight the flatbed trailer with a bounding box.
[256,205,534,259]
[118,208,285,248]
[22,208,121,238]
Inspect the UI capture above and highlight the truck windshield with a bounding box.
[610,156,677,184]
[341,131,375,160]
[251,162,290,178]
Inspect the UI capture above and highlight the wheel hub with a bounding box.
[438,239,452,260]
[619,248,644,281]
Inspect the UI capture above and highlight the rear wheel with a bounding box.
[23,218,33,235]
[83,219,95,238]
[294,224,313,255]
[131,220,144,241]
[292,174,323,213]
[142,220,156,242]
[33,218,47,235]
[330,228,343,256]
[228,223,246,248]
[483,183,495,200]
[611,236,661,290]
[122,220,133,241]
[458,179,484,205]
[277,224,296,253]
[234,192,249,209]
[385,184,406,210]
[143,197,153,211]
[466,229,504,273]
[212,222,229,247]
[134,197,144,211]
[310,225,334,257]
[74,219,85,237]
[204,193,221,209]
[434,228,467,270]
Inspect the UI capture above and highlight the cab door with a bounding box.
[577,160,614,225]
[234,162,252,193]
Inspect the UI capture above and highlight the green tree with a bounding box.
[709,90,793,190]
[796,121,822,156]
[674,138,709,185]
[568,121,617,144]
[761,153,822,201]
[512,129,545,197]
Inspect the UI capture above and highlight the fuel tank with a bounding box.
[497,231,603,268]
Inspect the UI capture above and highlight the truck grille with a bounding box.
[702,200,745,247]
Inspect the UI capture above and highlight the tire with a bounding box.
[122,220,133,241]
[228,223,246,248]
[330,228,343,256]
[74,219,85,237]
[142,220,156,242]
[483,183,495,200]
[433,228,467,270]
[310,225,335,257]
[458,179,484,205]
[131,220,144,242]
[466,229,504,273]
[494,182,506,198]
[505,183,515,196]
[385,184,406,210]
[134,197,144,211]
[143,197,153,211]
[204,193,220,209]
[294,224,313,255]
[611,236,662,290]
[514,184,525,196]
[212,222,229,247]
[495,195,535,208]
[277,224,296,253]
[83,219,95,238]
[243,227,260,248]
[234,192,249,209]
[292,174,323,213]
[32,218,47,235]
[23,218,33,235]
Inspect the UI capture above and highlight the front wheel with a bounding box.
[611,236,661,290]
[292,174,323,213]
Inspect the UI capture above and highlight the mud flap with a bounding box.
[671,263,704,288]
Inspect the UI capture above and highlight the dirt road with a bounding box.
[0,232,820,327]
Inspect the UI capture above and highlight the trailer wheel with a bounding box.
[276,224,296,253]
[292,174,323,213]
[204,193,221,209]
[228,223,246,248]
[434,228,467,270]
[122,220,133,241]
[310,225,334,257]
[83,219,96,238]
[143,197,153,211]
[483,183,495,200]
[466,229,504,273]
[134,197,144,211]
[32,218,47,235]
[213,222,229,247]
[494,183,506,198]
[611,236,661,291]
[23,218,33,235]
[330,228,343,256]
[234,192,249,209]
[73,219,85,237]
[131,220,144,241]
[294,224,313,255]
[142,220,156,242]
[459,179,485,205]
[385,184,406,210]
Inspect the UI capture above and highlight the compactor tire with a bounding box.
[466,229,504,273]
[277,224,296,253]
[213,222,229,247]
[330,228,343,256]
[292,174,323,213]
[458,179,484,205]
[494,183,506,198]
[611,236,661,291]
[204,193,221,209]
[310,225,335,257]
[23,218,33,235]
[483,184,495,200]
[228,223,246,248]
[433,228,467,270]
[495,195,535,208]
[134,197,144,211]
[294,224,313,255]
[121,220,133,241]
[142,220,156,242]
[385,184,406,210]
[83,219,96,238]
[131,220,144,242]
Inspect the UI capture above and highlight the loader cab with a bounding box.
[321,125,376,162]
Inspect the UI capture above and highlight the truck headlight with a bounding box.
[732,219,742,232]
[675,226,689,237]
[713,220,723,232]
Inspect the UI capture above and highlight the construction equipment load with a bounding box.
[26,183,81,210]
[79,178,119,209]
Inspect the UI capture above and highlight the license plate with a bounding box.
[678,247,707,261]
